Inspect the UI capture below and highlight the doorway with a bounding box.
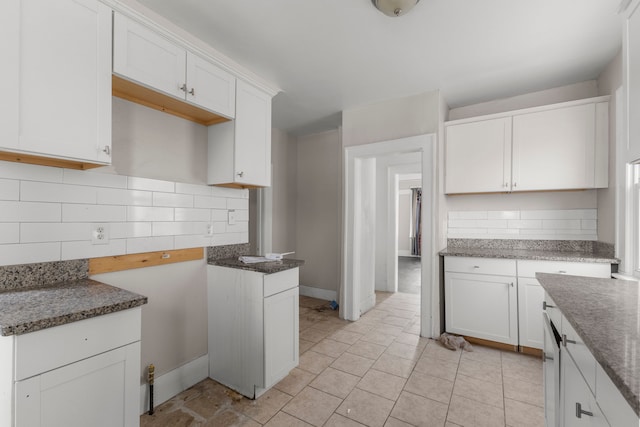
[341,134,436,338]
[397,174,422,295]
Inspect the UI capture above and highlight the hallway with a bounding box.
[397,256,421,295]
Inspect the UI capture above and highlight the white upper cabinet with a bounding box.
[0,0,112,167]
[445,117,512,194]
[208,80,272,188]
[113,12,236,119]
[444,97,609,194]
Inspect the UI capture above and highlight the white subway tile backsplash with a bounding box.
[211,186,248,199]
[126,236,174,254]
[21,181,97,204]
[477,219,508,229]
[175,208,211,222]
[211,209,228,222]
[63,170,127,188]
[194,196,227,209]
[0,201,61,222]
[152,222,209,236]
[487,211,520,220]
[61,240,127,260]
[227,198,249,210]
[212,222,226,234]
[448,219,479,228]
[175,182,212,196]
[153,192,193,208]
[0,224,19,244]
[97,188,152,206]
[109,222,152,239]
[0,179,19,200]
[127,206,173,222]
[448,211,488,220]
[226,222,248,233]
[128,176,175,193]
[520,209,596,220]
[581,219,597,230]
[63,204,127,223]
[542,219,581,230]
[21,223,90,243]
[175,235,212,250]
[212,232,248,246]
[0,242,61,265]
[507,220,542,229]
[235,210,249,221]
[0,161,63,182]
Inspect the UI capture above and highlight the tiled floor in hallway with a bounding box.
[141,292,544,427]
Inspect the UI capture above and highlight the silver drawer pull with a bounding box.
[576,402,593,418]
[562,334,577,347]
[543,354,553,362]
[473,265,480,269]
[542,301,555,310]
[558,270,567,274]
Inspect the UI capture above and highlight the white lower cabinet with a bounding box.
[208,266,299,398]
[444,258,518,345]
[517,278,546,349]
[562,351,609,427]
[0,308,142,427]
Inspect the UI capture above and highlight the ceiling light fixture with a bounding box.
[372,0,420,17]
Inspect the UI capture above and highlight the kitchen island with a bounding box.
[537,272,639,425]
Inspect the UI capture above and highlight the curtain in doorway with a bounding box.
[410,188,422,256]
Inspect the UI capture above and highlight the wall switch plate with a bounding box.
[228,210,236,225]
[91,224,109,245]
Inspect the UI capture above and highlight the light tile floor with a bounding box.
[141,292,544,427]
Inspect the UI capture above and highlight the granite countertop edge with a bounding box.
[0,279,148,337]
[536,272,640,417]
[439,247,619,264]
[208,257,305,274]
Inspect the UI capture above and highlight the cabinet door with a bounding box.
[627,1,640,162]
[517,278,544,350]
[113,12,186,100]
[445,117,512,194]
[562,353,610,427]
[264,287,299,388]
[186,52,236,118]
[512,104,596,191]
[15,342,140,427]
[0,1,20,150]
[445,272,518,345]
[234,80,272,187]
[5,0,112,163]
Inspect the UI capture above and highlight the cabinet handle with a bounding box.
[542,301,555,310]
[179,83,187,92]
[237,171,244,178]
[562,334,577,347]
[473,265,480,269]
[575,402,593,418]
[513,182,517,187]
[509,282,514,287]
[558,270,567,274]
[504,182,509,188]
[102,146,110,155]
[543,353,554,362]
[189,88,195,96]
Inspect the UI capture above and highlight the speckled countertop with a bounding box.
[439,247,618,263]
[536,272,640,417]
[209,257,305,274]
[0,279,148,336]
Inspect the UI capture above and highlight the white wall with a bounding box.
[398,192,411,255]
[271,128,298,253]
[295,129,341,295]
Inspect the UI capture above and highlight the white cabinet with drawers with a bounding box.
[207,266,299,398]
[0,308,142,427]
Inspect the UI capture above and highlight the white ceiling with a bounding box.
[135,0,623,136]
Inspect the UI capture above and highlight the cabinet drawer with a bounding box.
[15,308,141,381]
[445,256,516,276]
[562,316,596,394]
[264,268,299,297]
[518,260,610,278]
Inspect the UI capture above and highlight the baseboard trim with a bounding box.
[139,354,209,415]
[299,285,337,302]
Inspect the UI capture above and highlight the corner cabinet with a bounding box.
[207,266,299,398]
[0,308,142,427]
[0,0,112,169]
[208,80,273,188]
[444,97,609,194]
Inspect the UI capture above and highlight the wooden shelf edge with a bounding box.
[0,150,105,170]
[210,182,265,190]
[112,75,230,126]
[89,247,204,275]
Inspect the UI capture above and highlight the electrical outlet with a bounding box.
[91,224,109,245]
[228,210,236,225]
[206,224,214,236]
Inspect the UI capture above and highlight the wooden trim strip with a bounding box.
[463,336,519,353]
[89,248,204,275]
[0,150,105,170]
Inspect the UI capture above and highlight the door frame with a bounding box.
[341,134,437,337]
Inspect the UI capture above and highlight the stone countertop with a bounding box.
[439,247,618,264]
[208,257,305,274]
[536,272,640,417]
[0,279,148,336]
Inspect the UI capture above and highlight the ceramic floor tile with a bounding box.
[460,344,502,366]
[300,327,331,343]
[371,353,417,378]
[453,373,504,409]
[203,408,261,427]
[342,320,376,335]
[502,357,543,385]
[347,340,388,360]
[310,338,351,358]
[422,340,464,363]
[394,332,429,349]
[403,370,454,404]
[336,388,395,427]
[299,350,335,374]
[236,387,292,424]
[329,329,364,345]
[447,394,506,427]
[331,352,375,377]
[324,413,368,427]
[300,338,315,355]
[356,368,407,401]
[140,408,196,427]
[309,367,361,399]
[274,367,316,396]
[282,387,342,427]
[504,398,545,427]
[413,354,460,382]
[384,417,414,427]
[504,377,544,408]
[457,356,504,385]
[264,411,314,426]
[389,391,448,427]
[376,324,404,336]
[384,341,425,361]
[381,315,412,328]
[360,330,396,346]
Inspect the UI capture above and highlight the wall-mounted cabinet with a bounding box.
[0,0,112,170]
[445,97,609,194]
[113,12,236,123]
[208,80,272,188]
